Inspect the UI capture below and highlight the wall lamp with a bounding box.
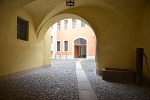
[66,0,75,7]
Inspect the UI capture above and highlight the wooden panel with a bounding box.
[74,46,79,58]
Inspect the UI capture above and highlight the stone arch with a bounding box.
[37,13,96,40]
[37,13,97,69]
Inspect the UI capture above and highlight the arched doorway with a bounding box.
[74,38,87,58]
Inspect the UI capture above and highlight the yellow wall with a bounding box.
[44,29,51,65]
[139,1,150,78]
[0,8,50,76]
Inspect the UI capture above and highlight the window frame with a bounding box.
[57,21,61,31]
[51,36,53,44]
[57,40,61,52]
[63,40,69,52]
[64,19,68,30]
[17,16,29,41]
[72,19,76,28]
[81,21,86,27]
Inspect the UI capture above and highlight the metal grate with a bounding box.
[17,17,28,41]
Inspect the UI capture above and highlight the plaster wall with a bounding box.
[139,1,150,78]
[44,29,51,65]
[0,8,50,76]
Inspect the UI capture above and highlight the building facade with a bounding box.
[50,23,57,59]
[51,19,96,59]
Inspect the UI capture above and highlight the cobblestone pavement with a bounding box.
[81,60,150,100]
[1,59,150,100]
[0,60,79,100]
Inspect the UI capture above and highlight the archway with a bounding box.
[37,13,95,41]
[49,18,96,60]
[37,13,97,61]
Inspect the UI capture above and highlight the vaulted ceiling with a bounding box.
[23,0,147,34]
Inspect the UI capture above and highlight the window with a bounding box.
[51,36,53,44]
[72,19,76,28]
[57,21,61,30]
[74,38,86,44]
[17,17,28,41]
[81,21,86,27]
[64,41,68,51]
[51,25,53,30]
[64,20,68,30]
[57,41,61,51]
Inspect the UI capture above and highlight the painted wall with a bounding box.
[56,19,95,59]
[0,8,50,77]
[51,23,57,59]
[44,29,51,65]
[139,1,150,78]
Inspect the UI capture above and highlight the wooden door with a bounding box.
[74,46,79,58]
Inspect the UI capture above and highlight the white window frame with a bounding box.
[81,21,86,27]
[72,19,76,29]
[51,36,53,44]
[64,19,68,30]
[63,40,69,52]
[57,40,61,52]
[57,21,61,31]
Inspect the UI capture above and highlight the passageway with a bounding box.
[0,60,150,100]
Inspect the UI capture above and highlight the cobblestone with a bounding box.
[81,60,150,100]
[1,59,150,100]
[0,60,79,100]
